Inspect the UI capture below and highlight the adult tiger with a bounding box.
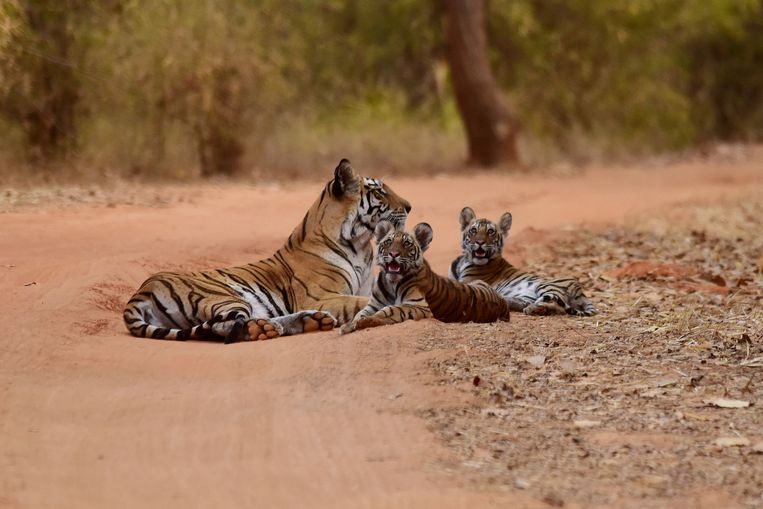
[449,207,597,316]
[341,220,511,333]
[123,159,411,343]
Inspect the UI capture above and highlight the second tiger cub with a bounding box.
[341,221,510,333]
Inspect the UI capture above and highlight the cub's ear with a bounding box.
[332,158,359,197]
[413,222,434,252]
[374,220,395,242]
[499,212,513,236]
[459,207,476,231]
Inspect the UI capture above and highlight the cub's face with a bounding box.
[374,221,433,283]
[459,207,513,266]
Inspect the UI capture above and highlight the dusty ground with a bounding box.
[1,155,762,508]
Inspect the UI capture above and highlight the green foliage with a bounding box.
[79,0,445,178]
[0,0,22,94]
[85,0,290,176]
[488,0,763,156]
[0,0,761,179]
[0,1,95,163]
[686,0,763,141]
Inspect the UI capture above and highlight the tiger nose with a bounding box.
[403,202,411,214]
[389,250,400,258]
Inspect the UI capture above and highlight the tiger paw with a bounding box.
[353,316,387,331]
[339,321,357,335]
[302,311,336,333]
[247,318,283,341]
[523,302,565,316]
[572,303,598,316]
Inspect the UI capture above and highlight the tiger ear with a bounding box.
[374,220,394,242]
[499,212,513,236]
[459,207,476,231]
[413,223,434,252]
[332,158,359,197]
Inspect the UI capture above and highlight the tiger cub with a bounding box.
[449,207,597,316]
[341,221,511,333]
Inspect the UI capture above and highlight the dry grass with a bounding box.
[0,183,203,212]
[0,112,469,186]
[417,194,763,507]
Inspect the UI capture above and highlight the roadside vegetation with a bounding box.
[1,0,762,183]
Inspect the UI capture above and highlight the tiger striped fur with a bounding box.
[123,159,411,343]
[342,221,511,333]
[449,207,597,316]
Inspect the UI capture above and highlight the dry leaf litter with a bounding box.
[418,193,763,507]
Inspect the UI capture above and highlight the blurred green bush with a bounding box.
[0,0,761,180]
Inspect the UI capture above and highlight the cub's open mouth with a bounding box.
[387,261,401,273]
[473,247,487,258]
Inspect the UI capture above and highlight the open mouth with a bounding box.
[473,248,487,258]
[387,261,401,273]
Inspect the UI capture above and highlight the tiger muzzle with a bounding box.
[386,210,408,229]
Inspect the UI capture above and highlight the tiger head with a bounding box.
[459,207,513,265]
[328,159,411,239]
[374,221,433,282]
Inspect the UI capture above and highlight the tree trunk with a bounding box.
[195,65,244,178]
[443,0,519,167]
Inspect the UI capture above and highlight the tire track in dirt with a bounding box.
[1,158,761,508]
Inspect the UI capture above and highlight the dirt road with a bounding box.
[1,157,761,508]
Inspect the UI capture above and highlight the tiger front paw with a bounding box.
[340,316,386,335]
[354,316,387,331]
[572,302,598,316]
[523,301,566,316]
[340,321,357,335]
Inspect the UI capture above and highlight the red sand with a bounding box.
[1,158,761,508]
